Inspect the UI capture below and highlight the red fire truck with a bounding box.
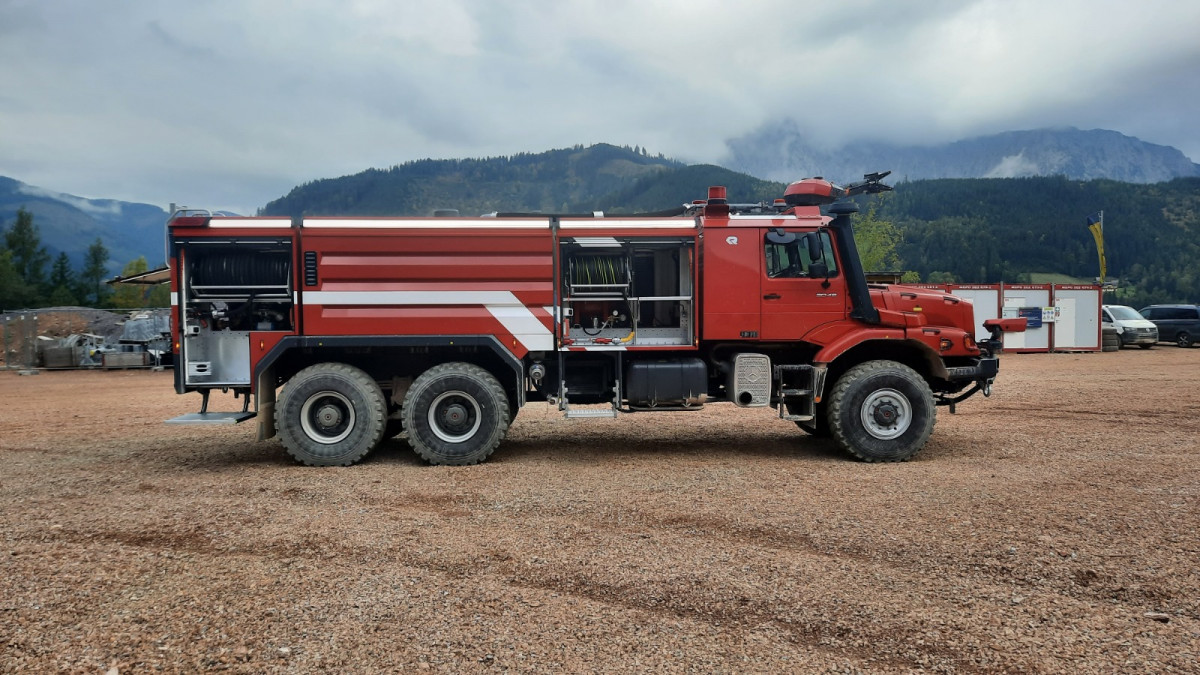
[166,172,1024,465]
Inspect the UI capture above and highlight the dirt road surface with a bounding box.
[2,349,1197,672]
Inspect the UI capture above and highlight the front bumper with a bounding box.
[945,357,1000,383]
[1119,330,1158,346]
[937,356,1000,410]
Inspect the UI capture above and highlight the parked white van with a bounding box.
[1102,305,1158,348]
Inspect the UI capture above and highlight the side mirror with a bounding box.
[766,228,796,245]
[803,232,822,262]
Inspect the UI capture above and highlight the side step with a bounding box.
[564,407,619,419]
[559,380,620,420]
[776,365,816,422]
[166,388,255,425]
[167,411,257,425]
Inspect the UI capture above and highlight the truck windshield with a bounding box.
[1106,306,1143,321]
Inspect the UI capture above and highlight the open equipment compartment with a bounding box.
[559,236,695,347]
[178,237,294,386]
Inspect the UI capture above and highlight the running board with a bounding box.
[166,411,257,425]
[564,407,619,419]
[168,388,254,425]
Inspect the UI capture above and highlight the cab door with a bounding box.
[759,228,847,340]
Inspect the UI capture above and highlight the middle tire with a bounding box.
[827,360,936,462]
[275,362,387,467]
[403,362,511,465]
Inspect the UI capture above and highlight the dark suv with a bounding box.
[1139,304,1200,347]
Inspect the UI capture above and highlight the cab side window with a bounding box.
[765,231,838,279]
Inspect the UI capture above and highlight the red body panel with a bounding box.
[300,224,555,358]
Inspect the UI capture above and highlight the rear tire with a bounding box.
[403,362,510,465]
[276,363,387,466]
[827,361,935,462]
[1177,332,1194,348]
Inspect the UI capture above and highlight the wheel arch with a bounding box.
[254,335,525,416]
[818,338,943,402]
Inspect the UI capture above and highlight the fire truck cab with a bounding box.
[166,173,1022,465]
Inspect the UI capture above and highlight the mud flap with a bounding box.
[255,368,277,441]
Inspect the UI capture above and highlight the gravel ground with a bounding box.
[2,348,1198,673]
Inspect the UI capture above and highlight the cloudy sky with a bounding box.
[2,0,1198,214]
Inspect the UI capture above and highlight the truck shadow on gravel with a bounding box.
[142,428,966,470]
[372,429,849,465]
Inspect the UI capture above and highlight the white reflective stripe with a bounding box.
[305,290,553,352]
[730,214,800,220]
[208,218,292,228]
[571,237,620,247]
[559,219,696,229]
[170,292,178,306]
[487,304,554,351]
[577,345,628,351]
[302,218,549,229]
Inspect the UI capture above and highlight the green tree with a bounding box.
[4,207,50,293]
[80,238,111,307]
[853,198,902,272]
[111,257,170,308]
[0,249,37,309]
[47,251,79,305]
[47,284,79,306]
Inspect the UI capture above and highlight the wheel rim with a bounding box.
[1179,334,1192,348]
[300,390,355,444]
[860,388,912,440]
[428,390,481,443]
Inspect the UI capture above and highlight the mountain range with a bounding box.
[724,123,1200,185]
[0,176,168,274]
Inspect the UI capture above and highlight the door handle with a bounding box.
[763,293,781,300]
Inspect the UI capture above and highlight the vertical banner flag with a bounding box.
[1087,212,1106,283]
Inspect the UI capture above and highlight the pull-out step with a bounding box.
[166,388,254,425]
[564,407,619,419]
[776,364,817,422]
[167,411,257,425]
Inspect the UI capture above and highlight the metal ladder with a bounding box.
[774,364,815,422]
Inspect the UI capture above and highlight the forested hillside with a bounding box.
[262,144,681,217]
[876,176,1200,306]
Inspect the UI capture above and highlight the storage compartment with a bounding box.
[180,239,294,333]
[183,330,251,385]
[560,238,695,347]
[624,358,707,408]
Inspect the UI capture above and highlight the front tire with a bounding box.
[276,363,387,466]
[403,363,510,465]
[827,361,935,462]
